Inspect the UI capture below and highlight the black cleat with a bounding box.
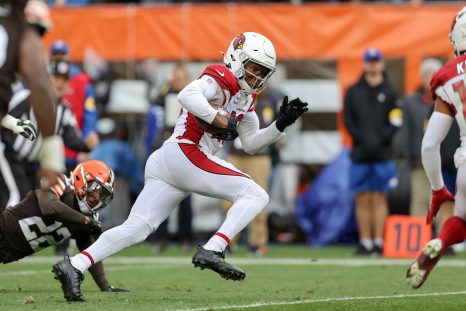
[52,258,86,302]
[192,245,246,281]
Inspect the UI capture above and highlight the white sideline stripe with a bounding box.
[11,256,466,267]
[168,291,466,311]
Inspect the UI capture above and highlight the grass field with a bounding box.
[1,243,466,310]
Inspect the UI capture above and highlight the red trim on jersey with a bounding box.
[248,94,257,112]
[431,54,466,101]
[178,143,249,178]
[176,112,204,144]
[81,251,95,266]
[215,232,231,245]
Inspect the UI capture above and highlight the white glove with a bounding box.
[1,114,37,141]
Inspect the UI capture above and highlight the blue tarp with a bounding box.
[295,149,358,246]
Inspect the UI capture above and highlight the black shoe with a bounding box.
[372,245,383,256]
[52,258,86,302]
[192,245,245,281]
[354,244,373,256]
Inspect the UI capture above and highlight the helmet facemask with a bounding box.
[237,56,275,96]
[72,161,115,216]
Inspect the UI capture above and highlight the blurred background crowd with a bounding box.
[2,0,465,257]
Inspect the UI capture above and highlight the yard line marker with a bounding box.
[167,291,466,311]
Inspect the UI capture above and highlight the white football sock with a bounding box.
[374,238,384,248]
[360,238,373,250]
[70,215,152,273]
[204,234,229,253]
[70,253,92,273]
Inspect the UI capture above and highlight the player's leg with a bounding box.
[350,161,373,254]
[164,143,269,280]
[407,164,466,289]
[53,148,188,301]
[371,160,396,254]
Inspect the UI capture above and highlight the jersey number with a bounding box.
[19,216,71,251]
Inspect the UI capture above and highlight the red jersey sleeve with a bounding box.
[201,64,241,95]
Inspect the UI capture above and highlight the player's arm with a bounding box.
[19,27,55,137]
[177,76,229,128]
[421,97,456,225]
[237,111,284,155]
[421,97,454,191]
[35,188,88,225]
[19,27,65,178]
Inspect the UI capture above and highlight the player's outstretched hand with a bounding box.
[85,217,102,235]
[276,96,308,132]
[102,285,129,292]
[211,115,239,141]
[427,186,455,226]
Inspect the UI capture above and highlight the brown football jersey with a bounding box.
[0,174,110,289]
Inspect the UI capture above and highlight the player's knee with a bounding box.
[248,180,269,209]
[121,215,152,244]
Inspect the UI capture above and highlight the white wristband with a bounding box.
[39,135,65,172]
[1,114,22,134]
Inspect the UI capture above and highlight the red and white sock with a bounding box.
[438,216,466,254]
[70,251,94,273]
[204,232,230,253]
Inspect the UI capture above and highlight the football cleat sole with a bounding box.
[406,239,443,289]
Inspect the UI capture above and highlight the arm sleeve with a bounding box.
[176,75,221,124]
[35,190,88,224]
[421,111,454,190]
[237,111,284,155]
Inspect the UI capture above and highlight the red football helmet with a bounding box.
[71,160,115,215]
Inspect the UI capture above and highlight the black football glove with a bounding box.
[275,96,309,132]
[211,115,239,141]
[102,285,129,292]
[87,218,102,235]
[17,120,37,141]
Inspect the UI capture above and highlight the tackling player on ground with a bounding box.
[406,6,466,289]
[52,32,308,302]
[0,160,127,296]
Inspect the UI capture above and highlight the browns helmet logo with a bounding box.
[233,34,246,50]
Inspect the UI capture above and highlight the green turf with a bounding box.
[1,243,465,310]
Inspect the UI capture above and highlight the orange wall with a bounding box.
[47,4,462,91]
[46,3,463,145]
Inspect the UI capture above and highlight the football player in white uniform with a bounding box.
[406,7,466,289]
[52,32,308,302]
